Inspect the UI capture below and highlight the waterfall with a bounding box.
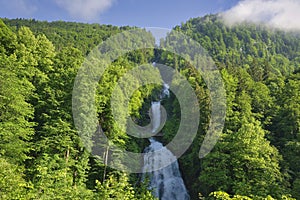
[151,102,161,133]
[162,83,170,98]
[142,91,190,199]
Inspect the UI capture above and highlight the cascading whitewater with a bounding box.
[162,83,170,98]
[143,100,190,200]
[151,102,161,133]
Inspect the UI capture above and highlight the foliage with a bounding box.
[0,14,299,199]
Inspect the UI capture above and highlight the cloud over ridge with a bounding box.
[221,0,300,31]
[55,0,115,21]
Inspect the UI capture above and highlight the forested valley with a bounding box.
[0,14,299,199]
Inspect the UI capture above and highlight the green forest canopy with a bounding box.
[0,15,299,199]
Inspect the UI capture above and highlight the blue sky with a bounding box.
[1,0,299,31]
[0,0,239,28]
[100,0,240,28]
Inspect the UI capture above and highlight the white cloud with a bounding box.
[221,0,300,31]
[0,0,37,16]
[54,0,115,20]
